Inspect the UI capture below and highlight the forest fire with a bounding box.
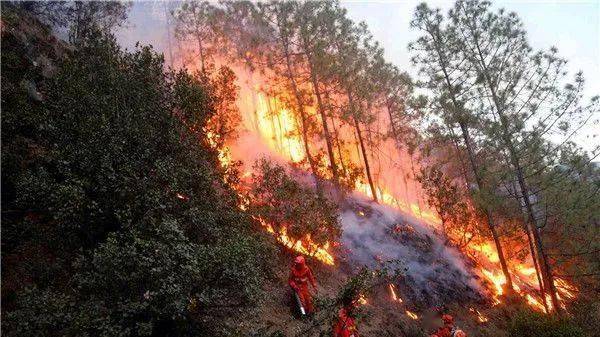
[263,222,335,265]
[354,179,441,225]
[177,0,586,317]
[254,93,305,163]
[209,122,335,266]
[3,1,597,337]
[472,242,578,312]
[229,84,581,312]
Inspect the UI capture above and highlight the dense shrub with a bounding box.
[509,309,584,337]
[250,158,341,249]
[2,11,273,336]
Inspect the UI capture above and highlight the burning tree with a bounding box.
[250,158,341,257]
[411,0,598,315]
[417,164,477,247]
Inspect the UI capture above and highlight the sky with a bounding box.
[117,0,599,151]
[343,0,599,95]
[342,0,600,151]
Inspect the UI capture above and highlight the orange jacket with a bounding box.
[333,307,358,337]
[430,326,451,337]
[289,264,316,291]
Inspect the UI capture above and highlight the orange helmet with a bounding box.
[442,314,454,324]
[294,255,305,265]
[454,330,466,337]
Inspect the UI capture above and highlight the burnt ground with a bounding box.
[220,251,513,337]
[219,195,515,337]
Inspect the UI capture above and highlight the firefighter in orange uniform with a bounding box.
[289,255,317,314]
[430,314,466,337]
[333,299,359,337]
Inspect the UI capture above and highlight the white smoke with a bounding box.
[340,193,483,306]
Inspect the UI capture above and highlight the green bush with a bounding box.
[2,14,273,336]
[250,158,341,249]
[509,310,584,337]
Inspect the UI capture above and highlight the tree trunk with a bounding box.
[474,40,561,312]
[195,29,205,75]
[330,114,347,176]
[354,117,378,202]
[298,34,340,188]
[279,32,321,193]
[324,88,348,177]
[427,26,516,293]
[342,85,378,202]
[346,90,378,202]
[506,131,561,312]
[307,59,341,188]
[458,123,515,295]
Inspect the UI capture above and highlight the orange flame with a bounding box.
[389,283,403,303]
[262,220,334,265]
[475,244,577,313]
[255,93,305,163]
[469,307,489,323]
[406,310,419,320]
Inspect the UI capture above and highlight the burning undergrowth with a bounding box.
[338,195,484,308]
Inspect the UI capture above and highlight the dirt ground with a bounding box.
[222,250,509,337]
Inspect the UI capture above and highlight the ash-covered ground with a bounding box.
[338,195,484,308]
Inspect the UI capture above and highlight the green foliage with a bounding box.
[250,158,341,248]
[2,15,273,336]
[509,310,584,337]
[404,325,427,337]
[417,165,476,246]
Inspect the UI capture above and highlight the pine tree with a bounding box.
[448,0,598,313]
[410,3,516,294]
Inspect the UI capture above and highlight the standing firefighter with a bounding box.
[289,255,317,315]
[430,314,466,337]
[333,298,359,337]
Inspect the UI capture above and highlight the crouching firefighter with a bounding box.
[333,297,360,337]
[430,314,466,337]
[289,255,317,316]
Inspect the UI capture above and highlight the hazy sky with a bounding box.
[342,0,600,150]
[344,0,599,95]
[118,0,599,150]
